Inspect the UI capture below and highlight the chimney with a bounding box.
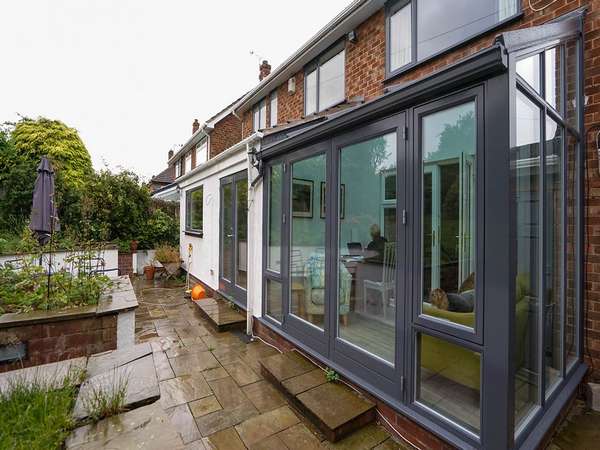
[192,119,200,135]
[259,60,271,81]
[168,149,174,160]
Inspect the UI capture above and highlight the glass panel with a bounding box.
[421,101,476,328]
[196,140,208,166]
[266,279,283,322]
[267,165,283,273]
[253,106,260,132]
[319,50,345,111]
[188,188,203,231]
[290,153,326,329]
[544,116,563,393]
[417,333,481,434]
[417,0,517,61]
[517,53,541,93]
[513,90,541,428]
[545,47,561,112]
[236,177,248,290]
[389,2,412,71]
[565,39,578,127]
[270,91,278,126]
[222,183,234,282]
[338,133,397,364]
[185,153,192,172]
[259,99,267,130]
[384,172,396,201]
[305,70,317,115]
[565,133,578,367]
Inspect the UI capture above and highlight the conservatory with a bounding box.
[256,9,586,450]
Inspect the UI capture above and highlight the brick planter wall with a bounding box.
[0,314,117,373]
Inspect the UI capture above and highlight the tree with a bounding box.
[10,117,93,190]
[0,117,93,230]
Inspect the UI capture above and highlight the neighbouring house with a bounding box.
[158,1,599,449]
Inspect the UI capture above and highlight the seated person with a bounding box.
[365,224,387,263]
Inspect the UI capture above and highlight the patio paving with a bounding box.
[66,277,413,449]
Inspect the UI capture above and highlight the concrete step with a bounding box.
[192,297,245,332]
[259,351,376,442]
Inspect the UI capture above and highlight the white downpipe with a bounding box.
[245,139,261,335]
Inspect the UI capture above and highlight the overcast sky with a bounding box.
[1,0,351,179]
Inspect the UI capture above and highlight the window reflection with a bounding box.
[513,90,541,427]
[421,101,476,329]
[267,165,282,273]
[417,333,481,434]
[290,154,327,329]
[338,133,397,363]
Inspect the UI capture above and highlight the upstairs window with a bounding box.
[270,91,278,127]
[186,186,203,233]
[305,42,346,115]
[253,98,267,131]
[196,138,208,166]
[386,0,520,76]
[175,160,181,178]
[185,152,192,173]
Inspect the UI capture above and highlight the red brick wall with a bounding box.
[210,113,242,158]
[118,252,133,276]
[0,315,117,372]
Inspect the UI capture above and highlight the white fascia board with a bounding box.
[168,126,211,165]
[176,132,263,189]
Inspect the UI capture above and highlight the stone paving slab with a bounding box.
[166,403,202,444]
[159,374,212,409]
[66,403,185,449]
[234,405,300,447]
[195,400,259,436]
[85,342,151,377]
[260,351,315,382]
[170,350,220,377]
[193,298,246,332]
[73,353,159,421]
[0,356,87,393]
[202,427,246,450]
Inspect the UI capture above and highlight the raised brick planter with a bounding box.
[0,276,138,373]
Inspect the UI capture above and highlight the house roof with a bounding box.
[232,0,386,115]
[167,92,247,166]
[150,166,174,185]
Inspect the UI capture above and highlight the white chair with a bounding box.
[363,242,396,322]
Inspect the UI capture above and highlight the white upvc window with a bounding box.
[270,91,278,127]
[305,44,345,115]
[196,139,208,166]
[175,160,181,178]
[253,98,267,131]
[185,153,192,173]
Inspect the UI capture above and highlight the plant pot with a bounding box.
[143,265,155,280]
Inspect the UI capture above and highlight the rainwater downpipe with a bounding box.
[245,135,263,336]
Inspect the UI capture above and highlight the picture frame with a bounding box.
[292,178,313,218]
[320,182,345,219]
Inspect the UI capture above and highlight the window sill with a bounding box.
[184,230,203,238]
[383,12,523,85]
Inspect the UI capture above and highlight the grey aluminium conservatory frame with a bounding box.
[259,9,586,450]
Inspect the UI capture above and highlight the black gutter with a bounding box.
[259,43,508,160]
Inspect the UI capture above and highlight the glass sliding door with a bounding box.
[219,170,248,307]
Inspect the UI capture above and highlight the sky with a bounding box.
[1,0,352,180]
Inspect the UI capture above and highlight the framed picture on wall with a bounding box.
[320,182,345,219]
[292,178,313,218]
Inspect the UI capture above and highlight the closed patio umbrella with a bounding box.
[29,156,60,245]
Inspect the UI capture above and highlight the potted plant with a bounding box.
[143,259,156,280]
[154,245,181,278]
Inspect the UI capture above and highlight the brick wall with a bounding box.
[118,251,133,276]
[0,314,117,372]
[210,113,242,158]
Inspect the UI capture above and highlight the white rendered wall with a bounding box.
[179,148,247,293]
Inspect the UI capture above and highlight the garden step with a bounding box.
[192,297,245,332]
[259,351,376,442]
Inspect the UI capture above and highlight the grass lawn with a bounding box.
[0,371,82,450]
